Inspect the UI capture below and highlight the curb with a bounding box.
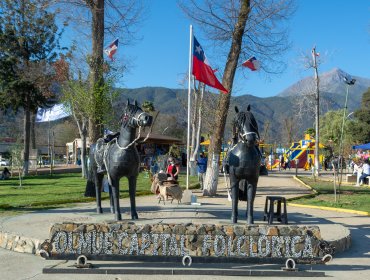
[291,176,370,217]
[287,203,370,216]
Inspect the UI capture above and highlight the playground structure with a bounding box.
[265,135,326,170]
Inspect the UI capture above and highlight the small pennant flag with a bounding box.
[242,56,260,71]
[104,39,119,60]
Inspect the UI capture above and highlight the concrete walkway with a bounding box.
[0,170,369,279]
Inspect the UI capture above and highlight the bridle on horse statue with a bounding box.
[233,115,260,144]
[115,110,158,151]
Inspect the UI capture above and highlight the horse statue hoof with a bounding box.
[231,216,238,224]
[131,213,139,220]
[97,208,103,214]
[115,214,122,221]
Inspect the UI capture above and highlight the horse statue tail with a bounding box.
[85,143,97,197]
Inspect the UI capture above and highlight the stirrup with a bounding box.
[97,166,106,174]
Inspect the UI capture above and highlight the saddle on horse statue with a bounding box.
[95,132,121,173]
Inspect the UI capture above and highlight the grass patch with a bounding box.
[290,176,370,213]
[0,172,199,215]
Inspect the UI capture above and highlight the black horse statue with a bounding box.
[90,100,153,221]
[224,105,261,224]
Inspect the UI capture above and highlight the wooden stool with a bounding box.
[263,196,288,224]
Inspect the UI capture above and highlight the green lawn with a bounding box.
[0,172,199,215]
[291,176,370,213]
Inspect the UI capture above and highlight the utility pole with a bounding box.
[312,46,320,177]
[338,76,356,198]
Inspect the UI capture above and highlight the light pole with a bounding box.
[338,76,356,195]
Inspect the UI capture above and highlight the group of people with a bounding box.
[352,158,370,186]
[150,152,208,190]
[278,154,291,170]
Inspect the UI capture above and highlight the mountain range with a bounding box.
[114,68,370,144]
[1,68,370,145]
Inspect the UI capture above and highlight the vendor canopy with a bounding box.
[352,142,370,150]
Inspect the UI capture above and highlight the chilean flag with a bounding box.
[192,36,228,93]
[104,39,119,60]
[242,56,260,71]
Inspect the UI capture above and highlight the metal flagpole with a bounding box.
[186,25,193,190]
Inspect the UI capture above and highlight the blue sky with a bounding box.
[115,0,370,98]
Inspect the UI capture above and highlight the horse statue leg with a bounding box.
[128,176,139,220]
[94,171,104,214]
[108,183,115,214]
[110,178,122,221]
[246,180,258,224]
[229,172,239,224]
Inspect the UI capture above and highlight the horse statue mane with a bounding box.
[224,105,261,224]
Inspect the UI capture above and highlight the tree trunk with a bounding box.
[30,111,36,149]
[190,83,205,176]
[88,0,105,143]
[203,0,250,196]
[80,120,88,179]
[23,105,31,176]
[73,112,89,178]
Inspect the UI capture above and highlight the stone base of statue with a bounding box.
[39,221,342,276]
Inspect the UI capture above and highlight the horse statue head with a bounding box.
[119,100,153,130]
[233,105,260,147]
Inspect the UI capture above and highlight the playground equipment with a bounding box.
[267,135,326,170]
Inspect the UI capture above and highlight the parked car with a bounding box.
[0,159,9,166]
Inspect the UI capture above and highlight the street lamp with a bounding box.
[338,76,356,191]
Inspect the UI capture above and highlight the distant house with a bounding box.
[65,134,183,169]
[66,138,91,165]
[136,133,184,170]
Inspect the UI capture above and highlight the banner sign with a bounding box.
[36,104,70,122]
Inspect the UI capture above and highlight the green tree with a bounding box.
[352,87,370,143]
[320,110,357,155]
[0,0,63,175]
[56,0,145,143]
[142,101,155,113]
[304,128,315,138]
[54,57,117,180]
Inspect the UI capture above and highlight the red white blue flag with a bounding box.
[192,36,228,93]
[242,56,260,71]
[104,39,119,60]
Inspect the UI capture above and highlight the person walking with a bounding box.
[196,152,208,190]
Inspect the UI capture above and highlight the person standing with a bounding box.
[279,154,285,171]
[308,156,313,170]
[196,152,208,190]
[357,159,370,186]
[0,167,10,180]
[166,157,180,181]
